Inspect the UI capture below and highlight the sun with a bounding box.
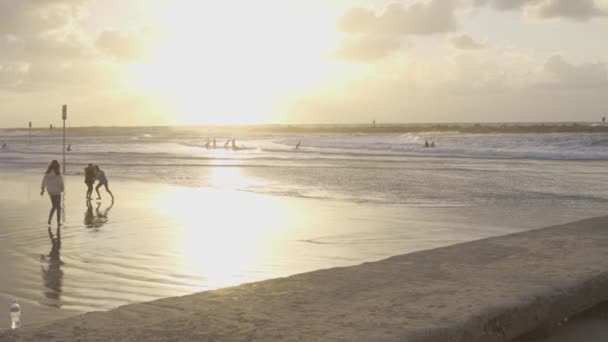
[126,1,342,125]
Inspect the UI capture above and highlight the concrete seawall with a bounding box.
[2,216,608,341]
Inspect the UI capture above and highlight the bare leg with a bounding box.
[48,207,55,225]
[96,183,102,200]
[104,184,114,201]
[48,195,60,225]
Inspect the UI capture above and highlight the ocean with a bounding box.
[1,126,607,313]
[2,127,608,204]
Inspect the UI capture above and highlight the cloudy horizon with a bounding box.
[1,0,608,127]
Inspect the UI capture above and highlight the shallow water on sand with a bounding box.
[0,173,606,316]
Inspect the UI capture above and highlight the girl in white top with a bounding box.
[41,160,65,226]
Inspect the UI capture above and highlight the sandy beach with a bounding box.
[0,169,606,340]
[2,215,608,341]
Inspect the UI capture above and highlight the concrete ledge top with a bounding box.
[2,216,608,342]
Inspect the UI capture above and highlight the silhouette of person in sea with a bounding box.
[40,225,63,305]
[231,139,237,150]
[94,165,114,201]
[224,139,230,149]
[430,140,436,148]
[1,143,6,149]
[424,139,429,148]
[204,139,211,149]
[41,160,64,226]
[66,144,72,152]
[213,138,217,148]
[296,141,301,150]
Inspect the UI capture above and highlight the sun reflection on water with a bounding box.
[154,168,298,289]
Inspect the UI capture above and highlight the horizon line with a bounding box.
[0,120,604,130]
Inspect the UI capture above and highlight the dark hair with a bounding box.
[94,165,101,171]
[46,160,61,175]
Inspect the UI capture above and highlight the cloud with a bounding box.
[541,54,608,87]
[338,0,458,36]
[282,49,608,124]
[0,34,88,64]
[526,0,608,20]
[0,62,30,89]
[96,27,165,62]
[334,0,459,62]
[475,0,536,10]
[0,0,87,36]
[477,0,608,20]
[331,35,405,62]
[449,34,486,50]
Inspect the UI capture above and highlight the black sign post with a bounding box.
[62,105,67,174]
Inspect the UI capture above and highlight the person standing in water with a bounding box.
[41,160,64,226]
[84,163,96,199]
[94,165,114,201]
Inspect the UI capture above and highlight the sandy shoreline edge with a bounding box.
[2,216,608,341]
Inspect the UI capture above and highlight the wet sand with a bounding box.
[1,172,606,338]
[2,216,608,341]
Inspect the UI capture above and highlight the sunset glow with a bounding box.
[1,0,607,127]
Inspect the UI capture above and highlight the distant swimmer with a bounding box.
[213,138,217,148]
[66,144,72,152]
[1,143,6,149]
[424,139,429,148]
[295,141,301,150]
[430,140,436,148]
[224,139,230,149]
[204,139,211,149]
[231,139,237,149]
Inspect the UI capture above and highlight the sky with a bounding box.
[1,0,607,127]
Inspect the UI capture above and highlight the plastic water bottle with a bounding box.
[10,301,20,329]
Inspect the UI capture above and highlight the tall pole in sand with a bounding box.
[28,121,32,144]
[62,104,67,174]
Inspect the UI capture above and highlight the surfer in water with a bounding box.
[94,165,114,201]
